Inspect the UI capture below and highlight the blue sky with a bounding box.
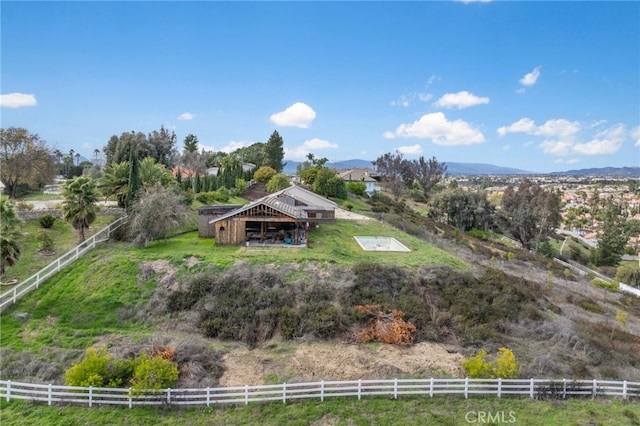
[2,1,639,173]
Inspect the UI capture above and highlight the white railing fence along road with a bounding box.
[1,378,637,409]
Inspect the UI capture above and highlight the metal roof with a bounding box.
[208,185,335,224]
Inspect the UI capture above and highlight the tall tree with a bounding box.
[147,125,177,167]
[61,177,100,244]
[374,152,411,201]
[0,127,56,198]
[128,184,194,247]
[428,188,494,231]
[499,179,562,250]
[183,134,199,154]
[264,130,285,172]
[591,201,627,267]
[413,156,447,200]
[125,148,141,210]
[0,198,23,276]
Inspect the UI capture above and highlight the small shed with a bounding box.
[197,205,243,237]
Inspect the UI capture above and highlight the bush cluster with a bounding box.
[165,262,545,348]
[462,348,520,379]
[65,347,178,391]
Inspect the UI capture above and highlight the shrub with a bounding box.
[35,229,54,252]
[38,214,56,228]
[130,354,179,392]
[215,187,230,202]
[65,348,111,387]
[65,347,133,388]
[253,166,277,184]
[354,304,417,345]
[462,348,520,379]
[592,278,618,292]
[347,182,367,197]
[579,299,605,314]
[196,192,217,204]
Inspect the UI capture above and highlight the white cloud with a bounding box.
[396,144,423,155]
[0,92,37,108]
[497,118,537,137]
[391,92,433,107]
[534,119,580,139]
[519,66,541,87]
[177,112,194,121]
[631,125,640,147]
[285,138,338,160]
[385,112,485,146]
[573,124,626,155]
[497,118,580,140]
[270,102,316,128]
[220,141,249,153]
[540,140,574,156]
[434,91,489,109]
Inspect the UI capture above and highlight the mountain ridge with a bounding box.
[283,159,640,177]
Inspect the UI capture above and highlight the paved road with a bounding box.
[27,199,119,209]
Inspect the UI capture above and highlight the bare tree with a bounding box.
[127,184,195,247]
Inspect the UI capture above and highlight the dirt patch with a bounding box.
[219,341,464,386]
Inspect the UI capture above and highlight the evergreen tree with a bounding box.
[264,130,285,172]
[592,202,627,267]
[125,148,141,210]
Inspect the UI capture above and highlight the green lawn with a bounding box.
[1,397,638,425]
[1,215,120,283]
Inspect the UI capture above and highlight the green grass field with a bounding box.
[1,215,120,283]
[1,397,638,425]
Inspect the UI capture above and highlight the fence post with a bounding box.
[244,385,249,405]
[282,383,286,404]
[6,381,10,402]
[48,383,52,406]
[430,378,434,398]
[129,388,132,409]
[89,386,92,407]
[13,287,17,304]
[321,380,324,402]
[529,378,534,399]
[498,378,502,398]
[206,387,210,407]
[167,388,171,405]
[393,378,398,400]
[358,379,362,400]
[464,378,468,399]
[622,381,627,400]
[592,379,597,399]
[36,272,40,289]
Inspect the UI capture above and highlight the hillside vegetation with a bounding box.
[1,197,640,394]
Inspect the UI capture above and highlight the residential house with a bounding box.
[337,168,380,194]
[202,185,337,246]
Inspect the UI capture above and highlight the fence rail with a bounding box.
[0,216,126,314]
[1,378,638,408]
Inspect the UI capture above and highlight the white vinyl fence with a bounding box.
[0,216,126,314]
[1,378,638,408]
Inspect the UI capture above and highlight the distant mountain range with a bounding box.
[283,159,640,177]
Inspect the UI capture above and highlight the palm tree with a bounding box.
[61,176,99,243]
[0,198,23,277]
[98,161,130,208]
